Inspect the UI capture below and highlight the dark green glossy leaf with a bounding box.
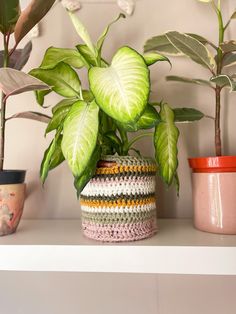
[0,0,20,34]
[173,108,204,122]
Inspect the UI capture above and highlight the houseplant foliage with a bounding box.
[144,0,236,234]
[30,11,181,195]
[0,0,55,235]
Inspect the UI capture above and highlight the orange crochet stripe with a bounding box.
[80,197,156,208]
[95,164,157,175]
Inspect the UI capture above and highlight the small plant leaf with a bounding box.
[61,100,99,177]
[39,47,84,70]
[220,41,236,53]
[35,89,51,106]
[187,33,217,49]
[165,31,216,70]
[144,34,182,55]
[89,46,150,124]
[14,0,56,46]
[222,52,236,68]
[30,62,81,98]
[154,103,179,186]
[8,111,51,123]
[67,11,97,57]
[0,41,32,69]
[52,98,77,114]
[173,108,204,122]
[46,104,72,134]
[96,13,125,55]
[0,0,20,34]
[167,75,213,87]
[143,52,171,66]
[40,130,63,183]
[0,68,49,99]
[210,74,236,91]
[74,145,101,195]
[117,104,161,131]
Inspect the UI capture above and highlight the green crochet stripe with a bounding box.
[80,192,155,202]
[81,210,156,224]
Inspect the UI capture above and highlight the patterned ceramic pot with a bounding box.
[189,156,236,234]
[80,155,158,242]
[0,171,26,236]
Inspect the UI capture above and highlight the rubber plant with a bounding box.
[29,11,181,196]
[144,0,236,234]
[0,0,56,236]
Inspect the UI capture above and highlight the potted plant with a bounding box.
[144,0,236,234]
[30,10,180,242]
[0,0,56,236]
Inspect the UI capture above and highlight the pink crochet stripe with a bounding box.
[82,219,158,242]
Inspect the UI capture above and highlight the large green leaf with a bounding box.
[187,33,217,50]
[39,47,84,69]
[165,31,216,70]
[67,11,97,57]
[61,100,99,177]
[0,0,20,34]
[40,130,63,183]
[0,68,49,99]
[14,0,56,45]
[46,104,72,134]
[173,108,204,122]
[210,75,236,91]
[75,145,101,195]
[144,34,182,55]
[143,52,171,66]
[166,75,213,88]
[30,62,81,98]
[154,103,179,186]
[89,46,150,124]
[118,104,160,131]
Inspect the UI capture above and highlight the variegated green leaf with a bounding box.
[165,31,216,70]
[30,62,81,98]
[220,41,236,53]
[39,47,84,69]
[222,52,236,68]
[46,104,72,134]
[144,34,182,56]
[166,75,213,88]
[89,46,150,123]
[154,103,179,186]
[61,100,99,177]
[210,75,236,91]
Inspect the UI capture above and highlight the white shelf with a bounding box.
[0,219,236,275]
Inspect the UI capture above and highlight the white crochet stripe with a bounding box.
[82,177,156,197]
[80,202,156,214]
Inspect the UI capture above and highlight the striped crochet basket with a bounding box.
[80,155,158,242]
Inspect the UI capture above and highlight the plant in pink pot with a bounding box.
[0,0,55,235]
[144,0,236,234]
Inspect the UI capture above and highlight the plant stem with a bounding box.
[0,35,9,170]
[214,2,224,156]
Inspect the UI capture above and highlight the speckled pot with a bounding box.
[189,156,236,235]
[0,171,26,236]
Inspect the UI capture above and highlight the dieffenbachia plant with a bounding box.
[30,12,180,194]
[0,0,57,170]
[144,0,236,157]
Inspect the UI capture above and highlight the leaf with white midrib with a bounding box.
[61,100,99,177]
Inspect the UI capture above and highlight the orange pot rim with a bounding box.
[188,156,236,173]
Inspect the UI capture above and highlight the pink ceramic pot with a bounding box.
[0,171,26,236]
[189,156,236,235]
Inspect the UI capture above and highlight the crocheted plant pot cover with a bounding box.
[80,155,158,242]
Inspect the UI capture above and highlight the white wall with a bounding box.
[1,1,236,313]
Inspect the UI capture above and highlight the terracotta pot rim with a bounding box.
[188,156,236,173]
